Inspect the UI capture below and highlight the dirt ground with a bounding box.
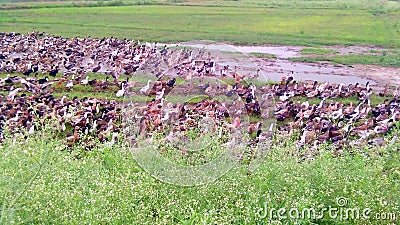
[352,64,400,89]
[204,44,400,91]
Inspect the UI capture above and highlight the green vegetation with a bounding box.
[0,3,399,47]
[301,48,338,55]
[0,0,161,9]
[2,0,400,12]
[0,124,399,224]
[250,52,277,59]
[290,52,400,67]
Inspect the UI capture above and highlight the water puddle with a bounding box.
[256,59,376,85]
[166,42,377,85]
[164,41,302,59]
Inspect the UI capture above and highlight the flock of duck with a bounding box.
[0,32,399,154]
[272,79,399,152]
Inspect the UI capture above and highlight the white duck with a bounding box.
[81,76,89,85]
[156,88,165,100]
[8,87,22,100]
[116,83,126,97]
[66,80,73,89]
[140,79,152,94]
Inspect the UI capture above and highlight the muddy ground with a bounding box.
[171,41,400,91]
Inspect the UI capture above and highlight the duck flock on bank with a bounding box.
[272,79,399,151]
[0,32,399,154]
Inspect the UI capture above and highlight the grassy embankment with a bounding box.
[0,124,399,224]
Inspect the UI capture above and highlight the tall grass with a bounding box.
[0,125,399,224]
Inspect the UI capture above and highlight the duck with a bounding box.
[81,76,89,85]
[23,64,34,76]
[92,62,102,73]
[248,121,262,138]
[330,108,343,120]
[299,127,315,147]
[20,78,35,91]
[257,123,275,143]
[8,87,22,100]
[329,122,352,142]
[140,79,152,94]
[351,118,374,135]
[167,78,176,88]
[88,78,97,86]
[156,88,165,100]
[116,83,126,98]
[66,126,80,147]
[38,76,49,84]
[49,66,58,77]
[393,86,399,98]
[374,119,393,134]
[66,79,74,90]
[101,76,109,89]
[161,110,171,123]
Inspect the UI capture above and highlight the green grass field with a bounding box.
[1,1,399,47]
[290,52,400,67]
[1,126,399,224]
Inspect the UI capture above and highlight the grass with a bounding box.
[250,52,277,59]
[2,0,400,11]
[0,125,399,224]
[0,3,399,47]
[0,0,161,9]
[290,52,400,67]
[301,48,338,55]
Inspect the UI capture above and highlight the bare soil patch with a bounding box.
[194,42,400,90]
